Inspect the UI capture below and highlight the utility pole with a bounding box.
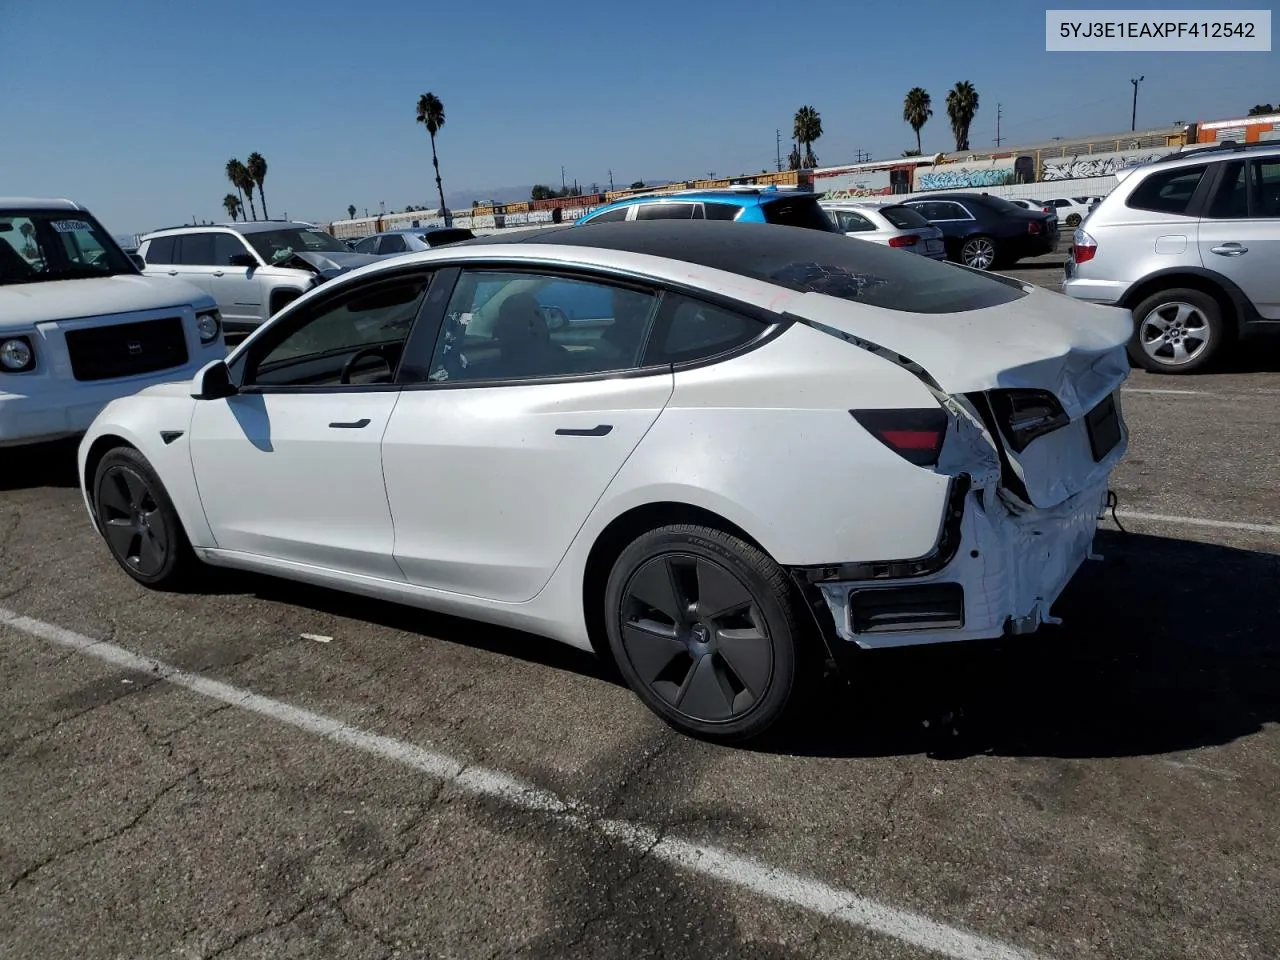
[775,129,782,172]
[608,169,614,191]
[1130,76,1144,131]
[994,103,1003,147]
[561,166,566,192]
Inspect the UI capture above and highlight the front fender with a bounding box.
[77,394,214,548]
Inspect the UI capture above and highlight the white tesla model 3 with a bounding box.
[78,220,1131,741]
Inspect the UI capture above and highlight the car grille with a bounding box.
[64,317,188,382]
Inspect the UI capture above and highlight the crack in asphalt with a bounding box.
[0,675,162,763]
[201,783,445,960]
[4,771,192,893]
[881,766,915,843]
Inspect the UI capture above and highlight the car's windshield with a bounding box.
[760,196,836,231]
[0,210,134,285]
[244,227,351,263]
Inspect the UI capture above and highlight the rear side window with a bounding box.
[378,234,408,254]
[879,205,930,229]
[703,203,741,221]
[761,197,834,231]
[1251,159,1280,218]
[635,203,700,220]
[586,206,631,223]
[1126,165,1207,215]
[143,236,175,264]
[645,294,768,365]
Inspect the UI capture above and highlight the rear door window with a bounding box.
[1206,161,1248,219]
[635,203,700,220]
[378,234,409,254]
[585,206,631,223]
[703,203,741,221]
[175,233,215,265]
[1126,165,1208,215]
[1249,159,1280,218]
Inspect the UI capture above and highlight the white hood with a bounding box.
[788,284,1131,412]
[0,274,214,329]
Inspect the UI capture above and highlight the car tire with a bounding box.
[959,235,998,270]
[1128,287,1227,374]
[93,447,197,589]
[603,524,811,742]
[1065,213,1082,228]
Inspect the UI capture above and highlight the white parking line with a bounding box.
[1111,510,1280,536]
[1122,388,1207,396]
[0,605,1048,960]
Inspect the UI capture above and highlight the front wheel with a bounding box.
[959,235,997,270]
[1128,288,1226,374]
[604,524,810,741]
[93,447,197,589]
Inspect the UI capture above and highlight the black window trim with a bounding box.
[391,259,792,392]
[228,265,440,395]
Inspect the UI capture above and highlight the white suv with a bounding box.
[138,221,380,334]
[0,198,224,447]
[1063,142,1280,373]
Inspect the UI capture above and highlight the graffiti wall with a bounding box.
[815,167,892,200]
[916,159,1016,191]
[1040,148,1167,181]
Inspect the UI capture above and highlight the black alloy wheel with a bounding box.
[605,525,807,740]
[94,447,194,588]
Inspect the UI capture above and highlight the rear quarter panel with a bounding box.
[577,322,955,567]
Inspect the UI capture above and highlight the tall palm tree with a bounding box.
[792,106,823,169]
[945,81,980,152]
[222,193,242,221]
[246,153,269,219]
[903,87,932,155]
[415,92,448,219]
[347,204,356,220]
[225,158,247,215]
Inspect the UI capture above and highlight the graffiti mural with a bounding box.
[917,163,1016,190]
[1040,148,1167,181]
[815,168,892,200]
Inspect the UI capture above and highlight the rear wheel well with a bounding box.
[269,288,304,316]
[1121,274,1239,333]
[581,502,766,663]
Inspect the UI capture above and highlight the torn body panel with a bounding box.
[810,478,1109,649]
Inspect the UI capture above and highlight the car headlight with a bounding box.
[196,310,222,344]
[0,336,35,373]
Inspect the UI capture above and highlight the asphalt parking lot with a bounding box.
[3,259,1279,960]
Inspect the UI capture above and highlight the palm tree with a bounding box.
[246,153,269,219]
[222,193,242,221]
[225,158,248,215]
[792,106,823,169]
[415,92,448,220]
[945,81,980,152]
[903,87,932,155]
[241,177,258,220]
[347,204,357,220]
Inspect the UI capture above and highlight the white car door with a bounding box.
[1196,156,1280,320]
[207,231,266,329]
[381,267,679,603]
[188,268,436,579]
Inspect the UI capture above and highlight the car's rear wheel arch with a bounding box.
[1121,272,1240,334]
[581,502,767,664]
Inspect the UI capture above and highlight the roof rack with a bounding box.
[1163,139,1280,160]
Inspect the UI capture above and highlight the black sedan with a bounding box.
[901,193,1058,270]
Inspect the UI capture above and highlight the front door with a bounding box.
[207,232,267,328]
[189,269,435,579]
[382,268,672,602]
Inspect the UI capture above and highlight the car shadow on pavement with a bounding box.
[768,530,1280,761]
[0,438,81,491]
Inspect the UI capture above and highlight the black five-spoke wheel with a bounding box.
[605,524,807,741]
[93,447,195,588]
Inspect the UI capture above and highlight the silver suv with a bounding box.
[138,221,380,333]
[1063,142,1280,373]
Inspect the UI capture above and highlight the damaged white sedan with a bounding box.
[78,220,1130,741]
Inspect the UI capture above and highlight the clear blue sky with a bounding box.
[3,0,1275,234]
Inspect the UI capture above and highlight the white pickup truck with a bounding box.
[0,198,226,447]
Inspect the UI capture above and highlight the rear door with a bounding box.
[1196,157,1280,319]
[382,267,673,602]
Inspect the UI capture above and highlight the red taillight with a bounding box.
[888,234,919,248]
[1027,220,1042,234]
[1072,228,1097,263]
[850,408,948,467]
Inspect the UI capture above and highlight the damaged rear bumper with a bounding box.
[790,478,1109,650]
